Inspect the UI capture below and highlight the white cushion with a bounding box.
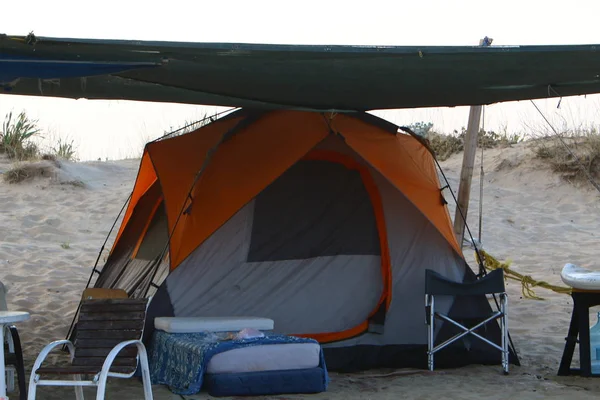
[154,316,274,333]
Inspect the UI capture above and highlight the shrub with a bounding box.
[405,122,524,162]
[3,162,56,183]
[426,131,464,161]
[532,129,600,183]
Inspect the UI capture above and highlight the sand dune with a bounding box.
[1,143,600,399]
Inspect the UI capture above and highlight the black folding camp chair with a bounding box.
[425,268,509,374]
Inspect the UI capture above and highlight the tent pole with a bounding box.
[453,37,492,247]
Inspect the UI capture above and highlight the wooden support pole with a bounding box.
[453,106,483,246]
[453,36,492,247]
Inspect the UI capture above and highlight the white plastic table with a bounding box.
[0,312,30,399]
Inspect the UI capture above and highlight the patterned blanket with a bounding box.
[148,330,329,395]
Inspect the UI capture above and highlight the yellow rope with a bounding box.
[475,250,572,300]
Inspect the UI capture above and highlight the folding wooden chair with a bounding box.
[28,298,153,400]
[425,268,509,374]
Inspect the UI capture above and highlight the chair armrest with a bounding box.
[99,340,148,379]
[31,340,76,376]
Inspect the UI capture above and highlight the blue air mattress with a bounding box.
[148,330,328,395]
[204,367,327,397]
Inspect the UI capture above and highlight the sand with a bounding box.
[2,143,600,399]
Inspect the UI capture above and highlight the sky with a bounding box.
[2,0,600,160]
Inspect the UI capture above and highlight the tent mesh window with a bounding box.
[247,159,380,262]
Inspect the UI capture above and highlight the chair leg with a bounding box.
[96,370,109,400]
[427,295,435,371]
[16,362,26,400]
[558,299,580,376]
[8,326,27,400]
[6,366,15,392]
[501,294,509,375]
[74,374,85,400]
[137,344,154,400]
[26,375,36,400]
[577,298,593,377]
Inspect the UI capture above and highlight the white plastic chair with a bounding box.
[0,281,27,399]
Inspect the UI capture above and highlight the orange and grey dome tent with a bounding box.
[80,109,517,371]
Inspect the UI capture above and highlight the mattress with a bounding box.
[204,367,327,397]
[154,316,274,333]
[206,342,321,374]
[148,330,326,395]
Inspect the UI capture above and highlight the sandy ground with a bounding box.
[2,143,600,399]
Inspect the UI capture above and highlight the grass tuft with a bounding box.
[0,111,41,160]
[0,111,79,161]
[51,137,77,161]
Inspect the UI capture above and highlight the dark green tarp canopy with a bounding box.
[2,33,600,111]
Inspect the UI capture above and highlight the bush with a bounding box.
[0,111,41,160]
[426,131,464,161]
[408,121,434,138]
[405,122,524,161]
[477,128,523,149]
[3,162,56,183]
[532,130,600,183]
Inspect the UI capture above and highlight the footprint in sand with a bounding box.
[20,213,46,228]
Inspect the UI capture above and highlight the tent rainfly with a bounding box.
[3,34,600,110]
[84,109,518,371]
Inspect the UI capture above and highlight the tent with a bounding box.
[87,108,517,371]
